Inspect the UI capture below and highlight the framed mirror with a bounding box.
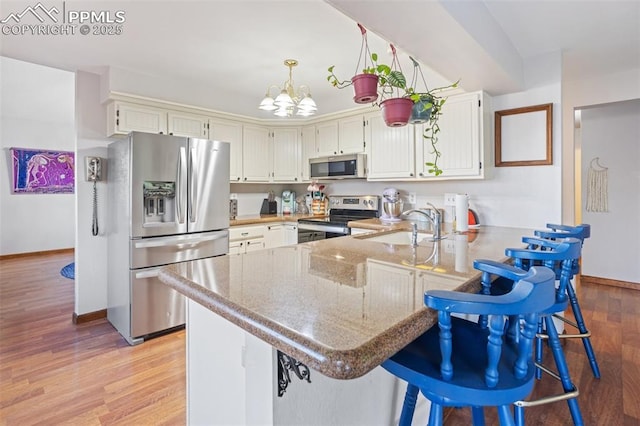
[495,103,553,166]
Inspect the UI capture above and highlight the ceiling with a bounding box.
[1,0,638,120]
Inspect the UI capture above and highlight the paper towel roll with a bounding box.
[455,194,469,232]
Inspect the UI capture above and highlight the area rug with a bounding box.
[60,263,75,280]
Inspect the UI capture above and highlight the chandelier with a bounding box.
[258,59,317,117]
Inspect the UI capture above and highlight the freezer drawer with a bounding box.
[130,230,229,269]
[130,267,185,339]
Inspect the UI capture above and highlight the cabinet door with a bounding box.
[315,121,339,156]
[300,126,316,181]
[111,102,167,135]
[365,112,415,179]
[264,224,285,249]
[167,112,208,138]
[283,224,298,245]
[338,115,365,154]
[242,125,271,182]
[245,238,266,252]
[210,119,243,182]
[272,128,300,182]
[416,92,481,179]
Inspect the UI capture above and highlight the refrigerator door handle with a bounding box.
[189,147,197,223]
[133,232,227,249]
[177,146,186,224]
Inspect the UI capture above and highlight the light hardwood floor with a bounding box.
[1,251,638,425]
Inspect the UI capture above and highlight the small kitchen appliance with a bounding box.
[381,187,403,223]
[282,190,296,215]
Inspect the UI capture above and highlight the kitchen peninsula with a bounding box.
[158,225,532,425]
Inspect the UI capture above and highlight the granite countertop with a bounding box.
[159,226,532,380]
[231,213,321,226]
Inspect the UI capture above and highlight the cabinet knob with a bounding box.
[244,177,247,181]
[237,177,240,181]
[419,173,424,177]
[340,150,343,154]
[294,177,298,181]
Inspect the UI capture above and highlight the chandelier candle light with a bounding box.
[259,59,317,117]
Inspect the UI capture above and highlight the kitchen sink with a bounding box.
[358,231,434,246]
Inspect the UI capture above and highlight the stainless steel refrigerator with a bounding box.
[107,132,230,345]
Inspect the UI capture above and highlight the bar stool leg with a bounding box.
[535,319,545,380]
[565,281,601,378]
[398,384,419,426]
[545,315,584,425]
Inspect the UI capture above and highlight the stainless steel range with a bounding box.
[297,195,380,242]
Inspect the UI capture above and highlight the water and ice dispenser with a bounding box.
[143,181,176,224]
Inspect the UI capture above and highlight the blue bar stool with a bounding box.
[382,263,557,426]
[534,224,600,379]
[488,237,585,425]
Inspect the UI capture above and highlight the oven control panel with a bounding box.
[328,195,380,211]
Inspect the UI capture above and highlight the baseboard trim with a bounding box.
[0,248,74,260]
[73,309,107,324]
[581,275,639,291]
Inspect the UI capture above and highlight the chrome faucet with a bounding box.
[403,203,443,244]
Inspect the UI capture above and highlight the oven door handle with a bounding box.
[298,222,349,234]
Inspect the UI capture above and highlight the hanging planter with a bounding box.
[380,98,413,127]
[376,44,412,127]
[351,73,379,104]
[327,23,379,104]
[410,94,434,124]
[408,56,435,124]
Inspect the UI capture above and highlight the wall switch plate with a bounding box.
[444,193,456,206]
[408,192,416,204]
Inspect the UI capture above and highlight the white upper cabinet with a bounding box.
[107,102,167,136]
[167,112,208,138]
[300,126,316,181]
[242,125,271,182]
[415,91,488,179]
[365,112,415,180]
[241,126,301,183]
[315,116,365,157]
[315,121,339,157]
[272,128,300,182]
[209,118,243,182]
[337,116,365,154]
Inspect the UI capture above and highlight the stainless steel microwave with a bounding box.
[309,154,367,179]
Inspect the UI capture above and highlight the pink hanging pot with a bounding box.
[351,74,379,104]
[380,98,413,127]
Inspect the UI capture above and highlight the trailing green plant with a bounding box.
[327,52,380,89]
[409,76,460,176]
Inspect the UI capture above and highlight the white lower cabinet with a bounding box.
[264,224,285,249]
[231,222,300,252]
[283,223,299,245]
[229,225,266,254]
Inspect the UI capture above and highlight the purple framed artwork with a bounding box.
[11,148,75,194]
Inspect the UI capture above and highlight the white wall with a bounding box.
[75,71,112,314]
[579,100,640,283]
[0,57,75,255]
